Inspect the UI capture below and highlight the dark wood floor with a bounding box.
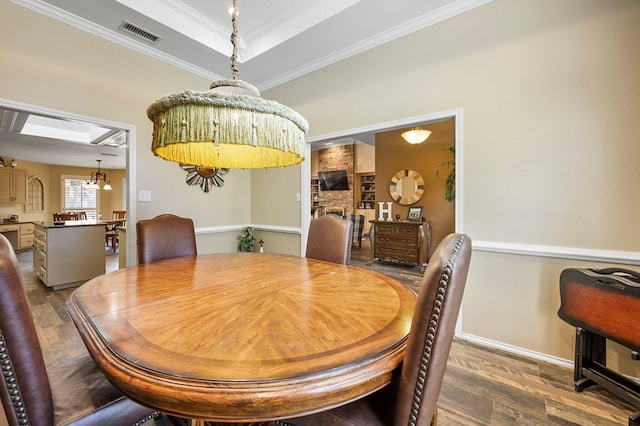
[12,239,638,425]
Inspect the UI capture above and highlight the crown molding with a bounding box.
[11,0,494,91]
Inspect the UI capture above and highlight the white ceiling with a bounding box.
[0,105,128,169]
[3,0,493,167]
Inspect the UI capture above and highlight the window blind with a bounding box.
[63,178,97,219]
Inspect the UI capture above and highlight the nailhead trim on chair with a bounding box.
[133,411,161,425]
[2,332,160,426]
[0,333,30,425]
[408,234,467,426]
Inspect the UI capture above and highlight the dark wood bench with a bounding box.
[558,267,640,426]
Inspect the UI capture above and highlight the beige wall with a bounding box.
[268,0,640,250]
[250,165,303,256]
[265,0,640,371]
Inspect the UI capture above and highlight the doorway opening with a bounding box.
[302,107,463,254]
[0,97,137,265]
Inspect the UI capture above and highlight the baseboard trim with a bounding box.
[460,333,573,369]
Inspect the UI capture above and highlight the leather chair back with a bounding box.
[0,235,156,425]
[277,233,472,426]
[393,233,472,425]
[136,214,197,264]
[305,214,353,265]
[0,234,55,423]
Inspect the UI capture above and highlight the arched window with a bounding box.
[26,176,44,212]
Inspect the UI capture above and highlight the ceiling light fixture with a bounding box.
[86,160,112,190]
[146,0,308,169]
[401,127,432,144]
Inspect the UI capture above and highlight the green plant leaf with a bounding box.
[436,144,455,202]
[238,226,257,252]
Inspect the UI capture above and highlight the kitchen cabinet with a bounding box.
[19,223,34,250]
[0,168,28,204]
[33,222,106,290]
[0,223,19,251]
[368,220,432,272]
[0,221,32,252]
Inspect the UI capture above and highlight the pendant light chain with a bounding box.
[147,0,309,169]
[230,0,239,80]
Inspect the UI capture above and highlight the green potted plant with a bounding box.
[436,144,455,202]
[238,226,256,252]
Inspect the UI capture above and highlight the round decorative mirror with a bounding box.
[181,165,229,193]
[389,169,425,205]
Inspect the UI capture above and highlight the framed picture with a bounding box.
[406,206,423,222]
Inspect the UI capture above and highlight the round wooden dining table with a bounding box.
[66,252,417,423]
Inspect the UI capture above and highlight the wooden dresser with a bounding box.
[368,220,431,272]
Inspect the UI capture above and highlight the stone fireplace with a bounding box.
[317,145,354,216]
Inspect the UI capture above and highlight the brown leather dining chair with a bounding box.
[0,234,158,426]
[281,233,472,426]
[305,214,354,265]
[136,213,197,264]
[53,212,81,221]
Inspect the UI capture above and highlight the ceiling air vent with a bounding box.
[118,21,160,45]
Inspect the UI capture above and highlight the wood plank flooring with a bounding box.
[8,240,638,425]
[354,237,637,425]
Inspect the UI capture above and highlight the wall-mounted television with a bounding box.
[318,170,349,191]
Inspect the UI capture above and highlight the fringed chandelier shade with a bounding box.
[86,160,112,190]
[147,0,308,169]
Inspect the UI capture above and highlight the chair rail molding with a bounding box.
[195,224,301,235]
[473,240,640,266]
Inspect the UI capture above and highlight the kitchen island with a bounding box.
[33,221,106,290]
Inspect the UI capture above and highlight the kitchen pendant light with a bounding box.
[86,160,112,190]
[147,0,308,169]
